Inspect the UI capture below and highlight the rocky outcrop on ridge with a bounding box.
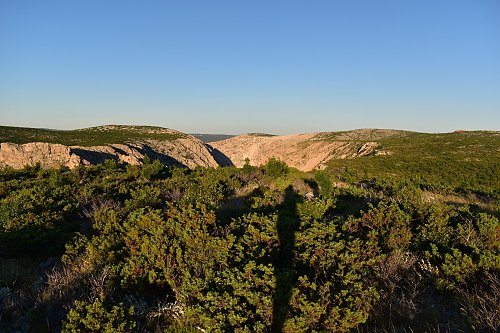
[0,126,398,171]
[0,136,220,169]
[0,142,83,169]
[210,130,396,171]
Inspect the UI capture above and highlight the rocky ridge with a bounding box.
[0,126,396,171]
[0,133,220,169]
[210,129,396,171]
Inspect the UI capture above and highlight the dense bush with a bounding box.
[0,160,498,332]
[63,297,135,333]
[264,158,288,180]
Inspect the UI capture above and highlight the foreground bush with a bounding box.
[0,163,498,332]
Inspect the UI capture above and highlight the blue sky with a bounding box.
[1,1,499,134]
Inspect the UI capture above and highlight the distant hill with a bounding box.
[191,133,235,142]
[210,128,500,192]
[0,125,185,146]
[323,129,500,192]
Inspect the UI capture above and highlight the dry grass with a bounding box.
[361,251,471,332]
[458,271,500,332]
[373,251,423,323]
[81,198,120,221]
[421,191,498,213]
[38,265,84,306]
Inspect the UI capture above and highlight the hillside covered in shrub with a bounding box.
[0,153,498,332]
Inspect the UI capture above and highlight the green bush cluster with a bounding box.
[63,297,135,333]
[418,205,500,290]
[0,158,498,332]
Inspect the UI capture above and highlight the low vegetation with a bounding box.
[191,134,235,142]
[327,130,500,197]
[0,125,185,146]
[0,151,498,332]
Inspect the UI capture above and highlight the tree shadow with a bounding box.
[272,185,302,332]
[215,187,266,226]
[445,201,499,218]
[304,178,320,196]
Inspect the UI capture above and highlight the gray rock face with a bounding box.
[0,142,82,169]
[353,142,379,157]
[0,136,220,169]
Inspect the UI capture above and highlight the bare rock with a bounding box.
[0,142,81,169]
[210,133,382,172]
[353,142,379,157]
[0,135,219,170]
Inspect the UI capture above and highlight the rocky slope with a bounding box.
[0,126,219,169]
[210,129,398,171]
[0,142,83,169]
[0,126,401,171]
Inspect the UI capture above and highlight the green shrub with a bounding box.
[264,158,288,179]
[63,297,135,333]
[314,170,333,197]
[288,214,380,332]
[140,158,164,180]
[346,201,413,253]
[0,158,497,332]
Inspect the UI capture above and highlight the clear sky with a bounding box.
[1,1,499,134]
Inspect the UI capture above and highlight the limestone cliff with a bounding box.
[0,142,83,169]
[0,135,219,169]
[209,129,397,171]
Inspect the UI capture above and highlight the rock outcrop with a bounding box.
[0,135,219,170]
[210,130,395,171]
[0,126,398,171]
[354,142,379,157]
[0,142,83,169]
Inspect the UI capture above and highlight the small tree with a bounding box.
[141,159,164,180]
[264,158,288,179]
[314,170,333,197]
